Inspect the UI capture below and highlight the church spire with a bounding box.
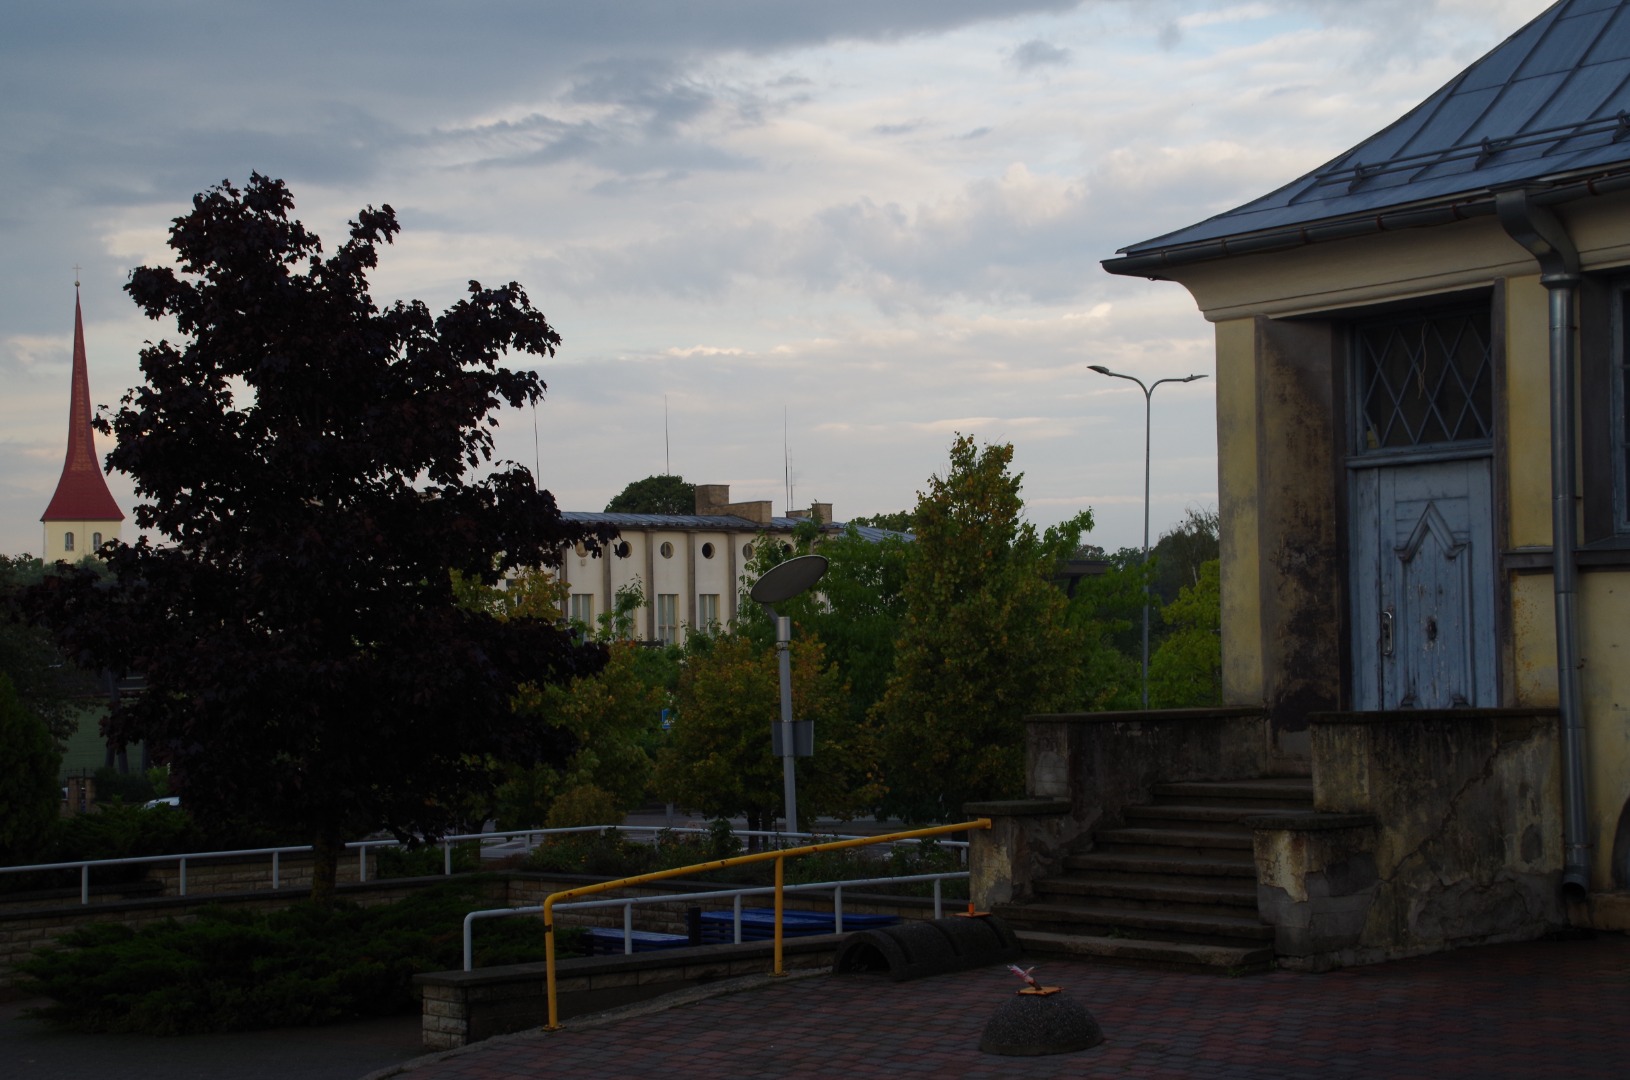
[41,285,124,552]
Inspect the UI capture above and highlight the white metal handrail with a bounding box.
[0,823,966,905]
[460,870,968,971]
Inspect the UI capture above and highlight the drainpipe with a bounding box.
[1494,189,1590,902]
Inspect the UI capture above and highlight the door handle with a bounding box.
[1381,607,1395,657]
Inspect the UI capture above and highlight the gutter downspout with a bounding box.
[1494,189,1590,902]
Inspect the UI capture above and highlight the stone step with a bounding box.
[1125,803,1310,828]
[1093,827,1255,851]
[1034,874,1258,909]
[999,899,1275,943]
[1014,930,1276,975]
[1150,779,1313,808]
[1065,850,1256,878]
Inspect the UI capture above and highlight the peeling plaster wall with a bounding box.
[1258,710,1565,969]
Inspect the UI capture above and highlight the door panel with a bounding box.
[1350,458,1495,709]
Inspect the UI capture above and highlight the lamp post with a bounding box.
[1088,365,1208,708]
[748,554,828,835]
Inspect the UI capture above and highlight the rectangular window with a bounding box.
[569,593,594,625]
[1352,304,1493,454]
[697,593,720,630]
[656,593,679,644]
[1581,279,1630,545]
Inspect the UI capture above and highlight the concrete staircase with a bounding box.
[994,777,1313,973]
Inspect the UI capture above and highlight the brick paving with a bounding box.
[4,934,1625,1078]
[379,934,1630,1080]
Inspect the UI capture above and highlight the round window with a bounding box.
[701,542,715,559]
[742,543,754,559]
[573,541,587,557]
[660,541,674,559]
[614,541,632,558]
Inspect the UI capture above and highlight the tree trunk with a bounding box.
[310,827,341,907]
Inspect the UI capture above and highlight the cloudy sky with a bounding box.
[1,0,1553,558]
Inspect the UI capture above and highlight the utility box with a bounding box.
[771,719,814,757]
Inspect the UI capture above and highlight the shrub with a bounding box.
[544,784,623,829]
[374,841,482,879]
[14,878,565,1034]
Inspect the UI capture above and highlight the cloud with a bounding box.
[1010,39,1073,69]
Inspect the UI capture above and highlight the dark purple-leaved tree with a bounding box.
[32,174,612,902]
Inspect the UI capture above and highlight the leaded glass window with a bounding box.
[1354,306,1493,452]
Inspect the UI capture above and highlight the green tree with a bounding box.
[653,633,877,832]
[847,510,915,533]
[26,175,610,903]
[0,674,62,862]
[605,475,695,514]
[498,640,671,826]
[736,521,910,727]
[1149,558,1223,707]
[871,435,1091,821]
[1062,548,1151,711]
[1151,507,1220,606]
[0,556,97,747]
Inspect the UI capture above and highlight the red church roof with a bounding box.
[41,290,124,523]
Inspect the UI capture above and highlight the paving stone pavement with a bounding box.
[378,933,1630,1080]
[4,934,1626,1079]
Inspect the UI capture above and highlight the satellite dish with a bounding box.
[749,554,829,605]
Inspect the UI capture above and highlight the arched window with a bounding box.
[92,532,103,548]
[63,531,74,552]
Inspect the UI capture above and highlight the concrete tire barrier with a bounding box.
[833,914,1022,982]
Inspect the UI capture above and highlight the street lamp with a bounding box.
[748,554,828,835]
[1088,364,1209,708]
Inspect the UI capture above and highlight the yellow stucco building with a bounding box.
[1105,0,1630,916]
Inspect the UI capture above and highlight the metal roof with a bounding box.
[1108,0,1630,273]
[561,511,910,542]
[42,291,124,523]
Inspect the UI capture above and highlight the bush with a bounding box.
[14,878,568,1034]
[374,840,482,879]
[544,784,622,829]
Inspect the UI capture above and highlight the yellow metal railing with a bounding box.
[541,818,991,1029]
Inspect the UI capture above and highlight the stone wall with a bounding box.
[1253,709,1566,970]
[418,937,840,1050]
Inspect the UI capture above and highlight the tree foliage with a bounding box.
[871,435,1090,821]
[1149,558,1223,707]
[653,633,877,829]
[846,510,915,533]
[735,521,911,726]
[1151,506,1220,605]
[0,555,97,747]
[26,174,611,901]
[605,474,695,514]
[0,674,62,863]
